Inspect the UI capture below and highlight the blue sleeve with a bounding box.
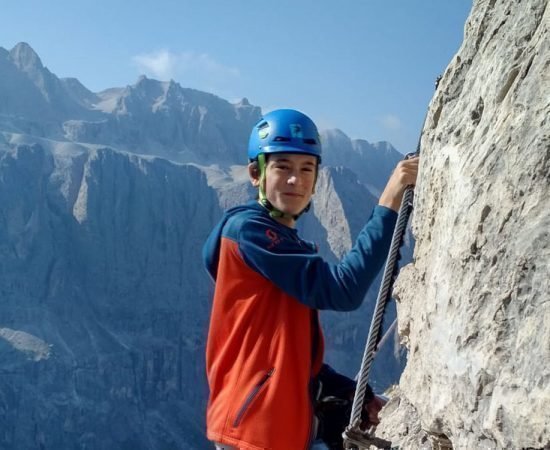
[238,205,398,311]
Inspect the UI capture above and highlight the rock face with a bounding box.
[376,1,550,449]
[0,144,219,449]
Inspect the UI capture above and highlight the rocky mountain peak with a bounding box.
[9,42,44,73]
[131,75,163,96]
[237,97,250,107]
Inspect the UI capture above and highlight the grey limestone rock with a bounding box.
[375,1,550,449]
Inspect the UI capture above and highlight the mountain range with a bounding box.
[0,42,407,449]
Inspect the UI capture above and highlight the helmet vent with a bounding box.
[258,121,269,129]
[303,138,317,145]
[273,136,291,142]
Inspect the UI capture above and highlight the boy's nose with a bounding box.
[287,175,297,184]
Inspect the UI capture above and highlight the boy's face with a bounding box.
[259,153,317,220]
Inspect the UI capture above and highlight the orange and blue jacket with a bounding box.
[203,201,397,450]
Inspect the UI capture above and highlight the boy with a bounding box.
[203,109,418,450]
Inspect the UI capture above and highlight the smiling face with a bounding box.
[249,152,318,227]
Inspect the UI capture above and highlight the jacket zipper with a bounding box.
[232,368,275,427]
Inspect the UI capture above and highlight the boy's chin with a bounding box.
[268,198,310,217]
[272,203,304,216]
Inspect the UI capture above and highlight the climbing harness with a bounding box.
[342,76,441,450]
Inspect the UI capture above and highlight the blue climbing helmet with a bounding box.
[248,109,322,162]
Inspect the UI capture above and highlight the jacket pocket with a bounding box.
[232,368,275,427]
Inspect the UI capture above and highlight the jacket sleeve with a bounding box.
[238,205,398,311]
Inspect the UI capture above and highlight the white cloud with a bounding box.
[380,114,402,131]
[133,50,177,80]
[132,49,240,82]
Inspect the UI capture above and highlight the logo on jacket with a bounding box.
[266,229,282,249]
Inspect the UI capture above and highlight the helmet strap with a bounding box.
[257,153,312,221]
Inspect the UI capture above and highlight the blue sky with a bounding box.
[2,0,472,153]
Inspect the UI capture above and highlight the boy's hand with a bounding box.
[378,156,419,212]
[363,395,387,427]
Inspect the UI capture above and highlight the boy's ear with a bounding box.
[248,162,261,187]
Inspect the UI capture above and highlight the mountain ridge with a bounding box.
[1,42,402,182]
